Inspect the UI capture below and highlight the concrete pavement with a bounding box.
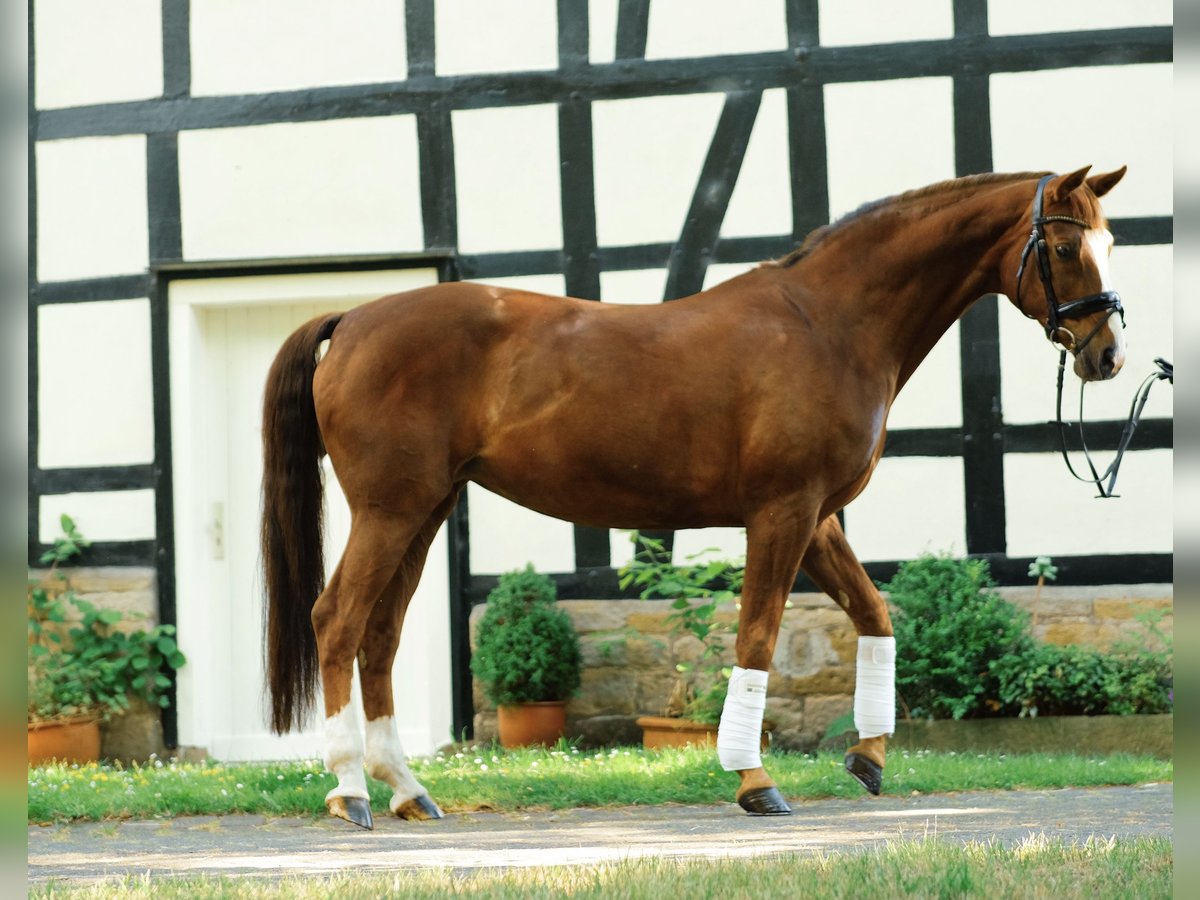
[28,782,1172,885]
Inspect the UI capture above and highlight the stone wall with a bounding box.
[28,567,167,761]
[470,583,1173,751]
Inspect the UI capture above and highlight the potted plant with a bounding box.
[619,533,769,749]
[28,516,188,765]
[470,565,582,747]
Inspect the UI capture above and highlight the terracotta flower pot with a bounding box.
[497,700,569,748]
[28,716,102,766]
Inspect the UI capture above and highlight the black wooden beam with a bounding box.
[35,27,1171,140]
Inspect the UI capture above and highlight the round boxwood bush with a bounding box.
[884,554,1033,720]
[470,566,582,707]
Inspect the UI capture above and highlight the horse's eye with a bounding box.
[1054,244,1074,259]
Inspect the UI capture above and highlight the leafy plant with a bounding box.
[618,533,744,725]
[28,515,188,724]
[470,565,582,707]
[994,610,1172,717]
[884,553,1033,720]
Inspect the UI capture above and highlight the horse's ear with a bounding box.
[1046,166,1092,203]
[1086,165,1127,198]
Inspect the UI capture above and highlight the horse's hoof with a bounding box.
[737,786,792,816]
[393,794,444,821]
[328,796,374,829]
[845,752,883,796]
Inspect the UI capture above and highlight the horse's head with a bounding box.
[1007,165,1128,382]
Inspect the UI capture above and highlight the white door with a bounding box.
[169,269,451,761]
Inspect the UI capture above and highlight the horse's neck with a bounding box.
[790,185,1025,392]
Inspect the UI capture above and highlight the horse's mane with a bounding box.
[769,171,1047,268]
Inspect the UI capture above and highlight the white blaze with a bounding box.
[1084,227,1126,356]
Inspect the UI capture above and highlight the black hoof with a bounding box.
[395,793,444,820]
[845,753,883,796]
[737,786,792,816]
[329,795,375,829]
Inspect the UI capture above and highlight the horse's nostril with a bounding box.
[1100,346,1116,378]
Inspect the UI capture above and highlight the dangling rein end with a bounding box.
[1054,354,1172,498]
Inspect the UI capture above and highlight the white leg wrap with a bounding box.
[364,716,427,813]
[324,704,369,802]
[717,666,768,771]
[854,636,896,739]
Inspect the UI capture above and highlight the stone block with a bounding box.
[101,698,166,763]
[1093,597,1172,620]
[1040,622,1122,649]
[801,694,854,741]
[625,612,675,635]
[562,600,632,633]
[786,668,856,696]
[572,667,638,717]
[473,711,498,744]
[569,714,642,748]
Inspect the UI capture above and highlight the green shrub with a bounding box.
[28,515,188,723]
[994,612,1172,717]
[617,533,743,725]
[884,554,1032,720]
[470,566,582,707]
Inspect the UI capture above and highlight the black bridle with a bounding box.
[1015,174,1170,498]
[1015,174,1125,350]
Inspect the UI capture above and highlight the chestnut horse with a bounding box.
[262,166,1128,828]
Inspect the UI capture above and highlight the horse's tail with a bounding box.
[261,312,343,734]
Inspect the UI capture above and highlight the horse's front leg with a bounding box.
[720,507,818,816]
[800,514,895,795]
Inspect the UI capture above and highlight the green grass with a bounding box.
[27,744,1172,825]
[30,835,1173,899]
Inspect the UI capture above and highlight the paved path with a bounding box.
[28,783,1171,885]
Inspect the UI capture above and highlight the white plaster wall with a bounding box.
[990,64,1172,219]
[453,105,562,253]
[190,0,406,96]
[593,93,726,246]
[436,0,558,76]
[34,0,162,109]
[37,299,155,469]
[987,0,1173,35]
[720,88,792,241]
[177,116,423,260]
[645,0,786,59]
[600,269,667,304]
[888,322,963,429]
[36,136,149,282]
[819,0,952,46]
[1004,450,1172,555]
[40,490,157,544]
[824,77,956,219]
[842,457,966,560]
[467,485,577,576]
[589,0,620,65]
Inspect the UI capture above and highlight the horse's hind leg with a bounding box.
[720,507,818,816]
[312,509,421,829]
[800,514,895,796]
[359,493,459,821]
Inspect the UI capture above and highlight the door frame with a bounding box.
[155,253,458,755]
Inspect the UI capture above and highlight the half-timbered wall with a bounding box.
[30,1,1173,744]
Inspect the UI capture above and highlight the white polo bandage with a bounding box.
[324,704,369,801]
[854,636,896,738]
[717,666,769,771]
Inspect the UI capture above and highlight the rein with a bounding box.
[1054,353,1172,498]
[1016,174,1171,498]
